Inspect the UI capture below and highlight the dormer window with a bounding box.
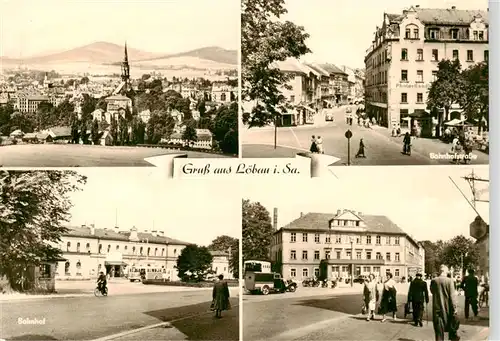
[473,31,478,40]
[413,28,419,39]
[451,29,459,40]
[479,31,484,40]
[405,28,411,39]
[429,29,439,39]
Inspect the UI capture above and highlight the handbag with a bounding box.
[210,299,215,311]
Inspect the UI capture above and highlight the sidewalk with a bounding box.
[369,125,489,164]
[296,313,489,341]
[0,286,239,302]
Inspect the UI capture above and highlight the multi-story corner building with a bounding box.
[55,225,191,281]
[270,209,425,281]
[306,63,334,108]
[364,5,488,132]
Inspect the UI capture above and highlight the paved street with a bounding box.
[243,289,489,341]
[0,145,230,167]
[241,105,489,166]
[1,287,239,341]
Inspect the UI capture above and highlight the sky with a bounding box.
[0,0,240,57]
[67,168,241,246]
[243,165,489,242]
[282,0,489,68]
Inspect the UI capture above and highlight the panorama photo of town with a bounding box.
[0,0,239,167]
[241,0,489,166]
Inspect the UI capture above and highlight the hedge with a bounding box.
[142,279,239,287]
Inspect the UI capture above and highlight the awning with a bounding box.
[409,109,429,118]
[298,104,316,113]
[105,261,128,266]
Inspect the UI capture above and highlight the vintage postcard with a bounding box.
[241,0,489,167]
[0,168,240,340]
[242,165,490,340]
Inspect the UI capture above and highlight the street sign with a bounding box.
[345,130,352,139]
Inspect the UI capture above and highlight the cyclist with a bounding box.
[97,271,107,294]
[479,277,489,307]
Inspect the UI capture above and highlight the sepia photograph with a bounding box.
[242,166,489,340]
[0,0,239,167]
[0,169,240,340]
[241,0,489,166]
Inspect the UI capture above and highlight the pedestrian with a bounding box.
[379,272,398,322]
[363,273,379,321]
[408,272,429,327]
[396,125,401,137]
[211,274,231,318]
[316,136,324,154]
[392,126,397,137]
[309,135,318,153]
[355,138,366,158]
[461,269,479,321]
[430,265,460,341]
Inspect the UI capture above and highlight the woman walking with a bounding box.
[212,274,230,318]
[316,136,324,154]
[379,272,398,322]
[363,274,379,321]
[310,135,318,153]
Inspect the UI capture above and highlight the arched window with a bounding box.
[174,249,177,256]
[86,243,90,251]
[65,261,70,274]
[124,245,128,252]
[77,242,80,252]
[140,247,143,255]
[162,248,165,256]
[132,246,136,254]
[147,247,151,256]
[99,244,102,254]
[66,242,71,252]
[116,245,119,251]
[107,245,111,253]
[155,248,158,256]
[405,24,419,39]
[76,261,81,269]
[221,93,227,102]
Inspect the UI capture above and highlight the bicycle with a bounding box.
[479,289,489,308]
[94,285,108,297]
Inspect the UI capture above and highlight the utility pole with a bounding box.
[350,237,354,287]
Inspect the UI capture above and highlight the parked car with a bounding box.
[245,271,294,295]
[353,275,368,284]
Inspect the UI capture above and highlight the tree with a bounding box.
[70,114,80,144]
[241,0,310,134]
[182,123,197,147]
[198,99,207,117]
[0,171,87,291]
[427,59,466,137]
[146,110,176,144]
[176,245,213,282]
[209,235,239,279]
[91,119,100,145]
[242,199,273,262]
[110,115,119,146]
[131,117,146,145]
[441,235,480,276]
[421,240,445,276]
[459,62,489,134]
[118,117,129,145]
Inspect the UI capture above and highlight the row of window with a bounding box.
[289,266,401,278]
[401,48,488,63]
[289,249,401,262]
[425,28,486,41]
[400,92,425,104]
[290,233,400,245]
[65,241,177,257]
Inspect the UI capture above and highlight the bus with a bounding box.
[128,266,166,282]
[244,260,272,274]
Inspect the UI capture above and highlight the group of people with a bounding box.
[309,135,324,154]
[362,266,486,341]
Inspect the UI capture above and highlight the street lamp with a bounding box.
[350,237,354,287]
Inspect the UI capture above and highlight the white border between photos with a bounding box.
[488,1,498,341]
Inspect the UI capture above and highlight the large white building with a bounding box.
[270,209,425,281]
[364,6,488,134]
[55,225,191,281]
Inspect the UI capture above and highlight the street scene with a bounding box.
[241,0,489,166]
[242,165,489,340]
[0,169,241,340]
[0,0,238,166]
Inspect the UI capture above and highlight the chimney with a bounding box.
[90,224,95,235]
[451,6,456,9]
[159,231,165,237]
[415,5,420,8]
[81,224,86,228]
[115,225,119,230]
[273,208,278,231]
[337,209,341,215]
[144,230,148,233]
[300,212,304,217]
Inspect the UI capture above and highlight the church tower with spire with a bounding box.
[121,42,130,82]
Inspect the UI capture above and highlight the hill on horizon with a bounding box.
[0,41,237,66]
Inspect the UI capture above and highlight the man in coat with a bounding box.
[408,272,429,327]
[461,269,479,320]
[430,265,460,341]
[212,274,230,318]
